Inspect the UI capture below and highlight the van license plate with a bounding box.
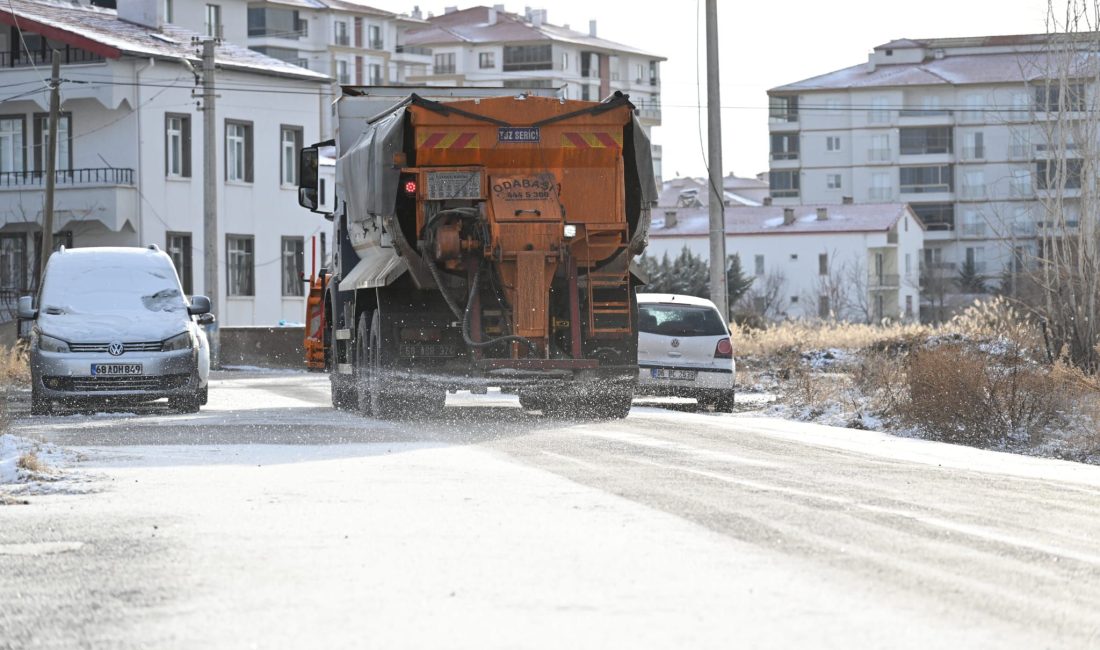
[652,368,696,381]
[91,363,143,376]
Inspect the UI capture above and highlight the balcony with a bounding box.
[395,44,432,56]
[869,273,901,289]
[636,101,661,122]
[0,47,104,67]
[0,167,134,188]
[867,110,894,125]
[960,222,987,237]
[900,183,951,194]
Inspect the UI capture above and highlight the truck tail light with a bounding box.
[714,337,733,359]
[402,175,418,196]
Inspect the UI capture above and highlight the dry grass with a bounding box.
[0,343,30,434]
[16,451,44,473]
[731,320,933,360]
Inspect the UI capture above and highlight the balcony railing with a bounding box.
[960,222,987,237]
[0,46,104,68]
[961,146,985,160]
[901,183,951,194]
[869,273,901,288]
[0,167,134,187]
[395,44,432,56]
[368,39,384,50]
[868,187,894,200]
[958,185,987,200]
[899,108,952,117]
[868,148,892,162]
[770,151,798,161]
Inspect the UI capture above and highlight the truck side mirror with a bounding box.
[188,295,211,315]
[17,295,36,319]
[298,146,319,211]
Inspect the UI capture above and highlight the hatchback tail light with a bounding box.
[714,337,733,359]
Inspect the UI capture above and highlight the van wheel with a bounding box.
[169,393,201,414]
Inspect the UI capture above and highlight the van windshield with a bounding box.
[41,261,186,315]
[639,304,728,337]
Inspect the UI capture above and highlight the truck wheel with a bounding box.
[329,332,357,410]
[518,393,545,412]
[368,310,403,419]
[355,312,373,416]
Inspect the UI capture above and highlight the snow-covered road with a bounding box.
[2,371,1099,649]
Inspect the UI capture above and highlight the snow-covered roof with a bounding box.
[659,176,764,209]
[771,33,1097,93]
[649,203,922,237]
[405,6,664,59]
[0,0,330,82]
[637,293,720,309]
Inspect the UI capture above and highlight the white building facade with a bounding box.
[644,204,924,322]
[0,0,330,326]
[767,34,1084,286]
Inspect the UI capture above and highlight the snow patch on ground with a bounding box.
[0,433,96,496]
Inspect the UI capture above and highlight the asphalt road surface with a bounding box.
[2,371,1099,649]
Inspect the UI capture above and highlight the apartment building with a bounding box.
[0,0,331,326]
[767,34,1085,286]
[645,203,923,322]
[402,5,665,181]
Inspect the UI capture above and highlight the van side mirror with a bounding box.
[17,295,36,319]
[298,146,319,211]
[188,295,211,315]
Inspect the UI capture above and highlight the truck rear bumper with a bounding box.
[376,364,636,394]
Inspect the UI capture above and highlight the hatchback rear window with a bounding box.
[639,304,727,337]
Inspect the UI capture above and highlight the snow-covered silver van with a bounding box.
[18,246,212,415]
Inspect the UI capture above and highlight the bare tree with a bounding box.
[738,269,788,321]
[802,249,851,321]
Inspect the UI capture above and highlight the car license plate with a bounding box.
[399,344,456,358]
[91,363,143,376]
[651,368,696,381]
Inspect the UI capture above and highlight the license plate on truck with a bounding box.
[91,363,143,376]
[399,344,456,358]
[652,368,696,381]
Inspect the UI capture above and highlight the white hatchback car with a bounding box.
[635,293,735,412]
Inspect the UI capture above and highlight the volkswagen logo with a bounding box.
[671,338,680,348]
[107,341,125,356]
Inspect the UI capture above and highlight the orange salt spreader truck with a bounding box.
[297,87,656,419]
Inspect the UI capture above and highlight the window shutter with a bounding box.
[245,124,254,183]
[164,114,170,176]
[182,116,192,177]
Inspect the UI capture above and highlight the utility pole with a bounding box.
[200,39,220,365]
[705,0,729,319]
[38,50,60,286]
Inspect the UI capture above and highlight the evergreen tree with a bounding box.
[957,258,987,293]
[725,254,754,308]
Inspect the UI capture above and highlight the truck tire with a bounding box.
[368,310,403,419]
[329,333,357,411]
[518,393,546,412]
[584,390,633,420]
[355,312,373,416]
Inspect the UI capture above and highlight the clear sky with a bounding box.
[368,0,1053,179]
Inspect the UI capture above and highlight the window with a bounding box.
[227,235,254,296]
[965,246,986,273]
[905,253,911,275]
[0,233,27,291]
[336,59,349,84]
[581,85,590,101]
[869,133,890,161]
[819,253,828,276]
[164,0,173,23]
[333,20,348,46]
[789,254,798,261]
[962,131,984,159]
[826,136,841,151]
[769,170,799,198]
[770,133,799,160]
[503,44,551,71]
[166,232,193,294]
[248,7,303,37]
[1036,159,1083,189]
[1009,130,1031,159]
[963,94,985,123]
[225,120,253,183]
[479,51,494,69]
[1034,82,1085,112]
[0,116,24,174]
[368,64,382,85]
[634,63,645,82]
[870,171,891,199]
[827,174,842,189]
[899,127,952,155]
[1011,168,1032,197]
[368,24,382,49]
[905,295,913,317]
[165,113,191,178]
[281,237,304,296]
[899,165,953,193]
[818,295,830,319]
[205,3,221,38]
[609,55,619,81]
[961,170,985,199]
[280,125,302,186]
[769,95,798,122]
[754,254,765,276]
[33,113,71,171]
[790,296,799,304]
[869,96,891,123]
[434,52,455,74]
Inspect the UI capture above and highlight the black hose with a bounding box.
[422,248,464,320]
[463,264,538,352]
